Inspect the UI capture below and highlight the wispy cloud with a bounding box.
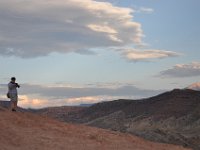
[19,83,162,99]
[120,49,181,62]
[136,7,154,14]
[157,62,200,78]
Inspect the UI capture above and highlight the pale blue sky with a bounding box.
[0,0,199,108]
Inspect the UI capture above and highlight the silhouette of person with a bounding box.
[8,77,20,111]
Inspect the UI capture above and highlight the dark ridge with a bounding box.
[68,89,200,122]
[58,89,200,150]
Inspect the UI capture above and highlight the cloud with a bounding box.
[0,0,143,58]
[120,49,181,62]
[22,95,129,108]
[19,83,162,98]
[157,62,200,78]
[0,0,180,62]
[18,95,48,108]
[136,7,154,14]
[0,83,164,108]
[18,95,139,108]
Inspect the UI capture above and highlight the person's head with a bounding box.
[11,77,16,82]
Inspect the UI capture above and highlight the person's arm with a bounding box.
[8,82,20,89]
[15,83,20,88]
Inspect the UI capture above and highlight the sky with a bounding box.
[0,0,200,108]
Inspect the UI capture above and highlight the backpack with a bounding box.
[7,92,10,98]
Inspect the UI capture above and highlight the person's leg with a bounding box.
[10,94,18,111]
[10,101,15,111]
[14,101,18,110]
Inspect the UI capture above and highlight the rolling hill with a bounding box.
[33,89,200,150]
[0,106,190,150]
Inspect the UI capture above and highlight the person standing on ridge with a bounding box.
[8,77,20,111]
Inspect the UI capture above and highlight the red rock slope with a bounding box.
[0,107,190,150]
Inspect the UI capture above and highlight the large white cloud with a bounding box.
[0,0,179,61]
[158,62,200,78]
[0,0,143,58]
